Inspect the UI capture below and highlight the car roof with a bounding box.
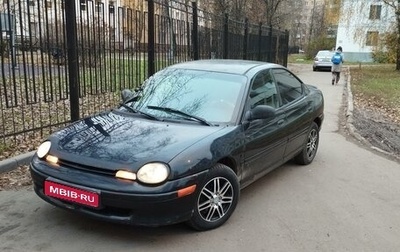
[317,50,333,54]
[169,59,280,75]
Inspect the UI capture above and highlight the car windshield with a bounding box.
[130,68,247,124]
[317,51,332,57]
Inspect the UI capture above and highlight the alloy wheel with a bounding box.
[197,177,234,222]
[306,128,318,159]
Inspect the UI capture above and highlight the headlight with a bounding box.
[137,163,169,184]
[37,141,51,158]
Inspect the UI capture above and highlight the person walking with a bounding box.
[331,46,344,85]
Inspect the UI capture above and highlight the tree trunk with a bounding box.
[397,2,400,70]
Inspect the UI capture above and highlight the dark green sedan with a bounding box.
[30,59,324,231]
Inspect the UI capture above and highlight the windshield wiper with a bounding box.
[147,105,213,126]
[119,103,161,121]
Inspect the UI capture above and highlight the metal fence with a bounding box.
[0,0,288,152]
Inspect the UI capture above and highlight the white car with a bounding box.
[313,50,334,71]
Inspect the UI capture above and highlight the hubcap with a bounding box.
[306,129,318,158]
[197,177,234,222]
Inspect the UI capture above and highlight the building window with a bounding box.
[80,0,86,11]
[45,1,52,8]
[109,1,115,14]
[366,31,379,46]
[120,7,126,19]
[95,0,102,12]
[29,22,37,36]
[110,27,115,41]
[369,5,381,20]
[28,0,35,6]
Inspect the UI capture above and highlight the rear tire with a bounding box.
[187,164,239,231]
[294,122,319,165]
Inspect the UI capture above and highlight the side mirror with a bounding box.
[121,89,140,104]
[244,105,276,121]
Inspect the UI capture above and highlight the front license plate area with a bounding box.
[44,180,100,208]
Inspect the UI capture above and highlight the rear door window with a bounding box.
[272,68,303,105]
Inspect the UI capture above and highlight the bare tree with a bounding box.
[208,0,251,22]
[382,0,400,70]
[260,0,286,27]
[229,0,249,21]
[163,0,176,58]
[122,0,145,51]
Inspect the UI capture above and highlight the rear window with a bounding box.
[317,51,333,57]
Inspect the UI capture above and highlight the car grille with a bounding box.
[57,159,116,176]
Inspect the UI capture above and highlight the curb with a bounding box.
[0,151,35,174]
[344,68,369,145]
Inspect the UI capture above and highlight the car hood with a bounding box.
[49,110,224,170]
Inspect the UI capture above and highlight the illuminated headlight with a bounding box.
[115,170,137,181]
[37,141,51,159]
[137,163,169,184]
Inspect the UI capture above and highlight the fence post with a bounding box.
[65,0,79,121]
[192,1,199,60]
[283,30,289,67]
[223,13,228,59]
[257,22,262,61]
[147,0,155,77]
[268,26,273,62]
[243,18,248,60]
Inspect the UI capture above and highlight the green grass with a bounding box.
[288,54,313,64]
[350,64,400,111]
[77,58,175,92]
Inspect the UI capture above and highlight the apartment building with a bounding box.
[336,0,396,62]
[0,0,123,49]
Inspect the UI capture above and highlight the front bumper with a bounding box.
[30,158,208,227]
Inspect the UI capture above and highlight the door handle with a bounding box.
[277,119,285,126]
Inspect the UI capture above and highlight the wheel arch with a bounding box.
[217,156,238,175]
[313,116,323,130]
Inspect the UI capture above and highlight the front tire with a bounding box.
[187,164,239,231]
[294,122,319,165]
